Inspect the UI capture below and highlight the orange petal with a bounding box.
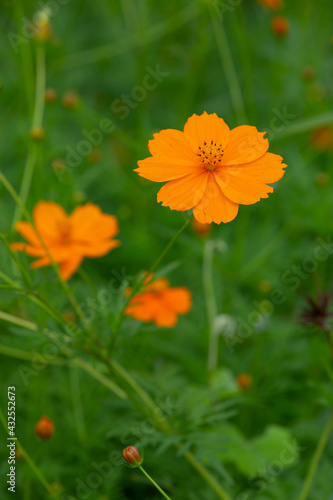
[135,156,200,182]
[183,112,230,154]
[125,293,160,323]
[193,174,239,224]
[148,128,196,162]
[153,303,178,327]
[76,240,121,258]
[11,242,45,257]
[70,203,119,241]
[162,288,192,314]
[59,255,84,280]
[14,221,40,246]
[30,257,51,269]
[157,171,209,211]
[222,126,268,166]
[215,152,287,205]
[33,202,68,241]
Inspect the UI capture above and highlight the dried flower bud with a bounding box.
[34,11,52,41]
[35,416,55,439]
[122,446,143,467]
[45,88,57,103]
[271,16,289,37]
[62,92,80,109]
[30,127,45,141]
[237,373,253,391]
[315,172,330,187]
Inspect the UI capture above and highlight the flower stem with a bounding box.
[297,412,333,500]
[139,466,172,500]
[13,42,46,224]
[209,6,247,124]
[0,408,54,496]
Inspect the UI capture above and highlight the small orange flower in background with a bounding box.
[125,274,192,327]
[256,0,283,10]
[310,126,333,151]
[271,16,289,36]
[12,202,120,280]
[237,373,253,391]
[192,219,212,237]
[135,112,286,224]
[35,416,54,439]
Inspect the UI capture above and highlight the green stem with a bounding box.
[183,450,232,500]
[13,42,46,224]
[0,409,53,495]
[297,412,333,500]
[210,6,247,124]
[139,466,172,500]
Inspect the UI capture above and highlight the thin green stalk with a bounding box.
[0,310,127,400]
[70,367,88,443]
[183,450,232,500]
[0,409,53,495]
[13,43,46,224]
[297,412,333,500]
[210,6,247,124]
[139,466,172,500]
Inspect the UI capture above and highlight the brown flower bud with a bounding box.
[62,92,80,109]
[271,16,289,37]
[122,446,143,467]
[236,373,253,391]
[35,416,55,439]
[45,88,57,103]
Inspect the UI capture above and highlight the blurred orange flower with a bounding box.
[35,416,54,439]
[256,0,283,9]
[125,274,192,327]
[236,373,253,391]
[310,126,333,151]
[12,202,120,280]
[135,112,286,224]
[271,16,289,36]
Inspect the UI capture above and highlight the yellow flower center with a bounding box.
[197,140,224,172]
[58,220,72,244]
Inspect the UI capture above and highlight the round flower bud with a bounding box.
[62,92,80,109]
[236,373,253,391]
[122,446,143,467]
[45,88,57,103]
[35,416,55,439]
[271,16,289,37]
[30,127,45,141]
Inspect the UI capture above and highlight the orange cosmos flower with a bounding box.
[256,0,283,10]
[125,274,192,327]
[12,202,120,280]
[135,112,286,224]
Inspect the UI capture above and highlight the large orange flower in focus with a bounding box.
[125,274,191,327]
[135,112,287,224]
[12,202,120,280]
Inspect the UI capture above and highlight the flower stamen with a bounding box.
[197,141,224,171]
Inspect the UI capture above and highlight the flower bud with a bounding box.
[236,373,253,391]
[192,219,211,236]
[122,446,143,467]
[62,92,80,109]
[45,88,57,103]
[35,416,55,439]
[271,16,289,37]
[30,127,45,141]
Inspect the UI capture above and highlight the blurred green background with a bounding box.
[0,0,333,499]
